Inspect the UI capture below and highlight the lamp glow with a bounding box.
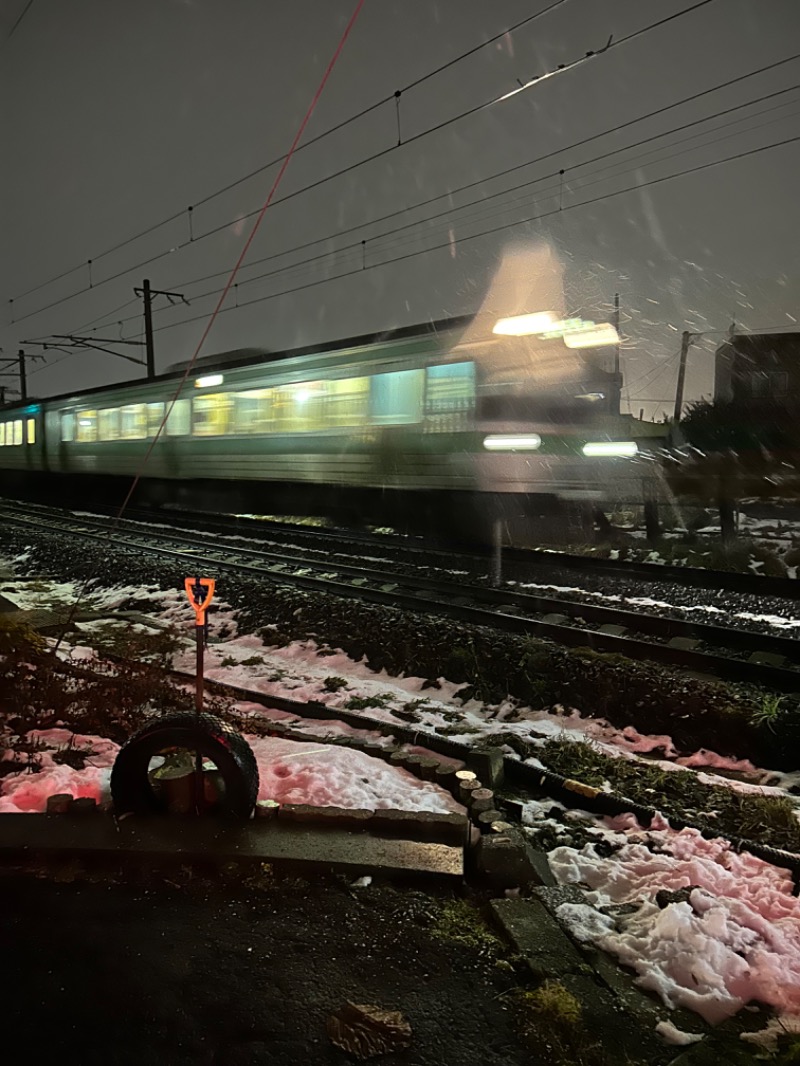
[492,312,556,336]
[484,434,542,451]
[195,374,224,388]
[582,441,638,458]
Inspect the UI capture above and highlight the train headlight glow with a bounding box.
[492,312,555,336]
[483,434,542,451]
[195,374,224,388]
[582,441,638,457]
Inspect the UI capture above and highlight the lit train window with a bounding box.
[13,420,23,445]
[234,389,272,433]
[0,423,5,445]
[192,393,234,436]
[61,413,75,442]
[147,403,165,436]
[370,369,424,425]
[424,362,475,414]
[166,399,190,436]
[326,377,369,427]
[99,408,121,441]
[121,404,147,440]
[26,419,35,444]
[76,411,97,443]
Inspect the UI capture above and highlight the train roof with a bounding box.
[0,314,475,412]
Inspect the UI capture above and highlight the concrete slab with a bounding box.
[0,813,463,880]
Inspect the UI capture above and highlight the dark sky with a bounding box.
[2,0,799,418]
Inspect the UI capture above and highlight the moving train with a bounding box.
[0,315,665,543]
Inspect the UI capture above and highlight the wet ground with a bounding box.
[1,870,531,1066]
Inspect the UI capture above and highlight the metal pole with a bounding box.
[490,518,503,587]
[673,331,692,422]
[194,621,204,812]
[143,279,155,380]
[612,293,621,414]
[18,350,27,401]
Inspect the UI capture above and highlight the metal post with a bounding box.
[673,331,692,422]
[490,518,503,586]
[612,293,621,414]
[142,279,155,380]
[194,621,204,812]
[18,350,27,401]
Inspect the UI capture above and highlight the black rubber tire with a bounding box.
[110,712,259,819]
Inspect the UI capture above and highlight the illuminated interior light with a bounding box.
[195,374,224,388]
[492,312,556,336]
[582,441,638,458]
[563,324,620,349]
[575,392,606,402]
[483,434,542,451]
[79,419,93,426]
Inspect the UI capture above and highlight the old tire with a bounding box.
[110,712,259,819]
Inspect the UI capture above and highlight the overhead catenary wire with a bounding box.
[10,0,574,305]
[11,0,720,326]
[80,75,800,336]
[81,103,800,342]
[49,54,800,345]
[139,132,800,339]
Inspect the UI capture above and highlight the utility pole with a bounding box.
[673,330,693,423]
[612,292,621,413]
[134,279,187,380]
[18,349,27,401]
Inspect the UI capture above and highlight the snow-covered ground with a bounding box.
[2,560,800,1049]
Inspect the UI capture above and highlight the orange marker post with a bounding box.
[184,577,216,812]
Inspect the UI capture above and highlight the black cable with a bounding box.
[10,0,573,304]
[145,132,800,338]
[95,85,800,332]
[79,71,800,340]
[12,0,719,324]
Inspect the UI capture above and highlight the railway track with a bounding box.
[2,499,799,692]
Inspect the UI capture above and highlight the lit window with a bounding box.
[121,404,147,440]
[425,362,475,416]
[76,411,98,443]
[147,402,165,436]
[0,423,5,446]
[26,418,35,444]
[61,413,75,442]
[192,393,234,436]
[13,420,23,446]
[326,377,369,427]
[99,409,121,441]
[234,389,273,434]
[166,399,190,436]
[370,370,424,425]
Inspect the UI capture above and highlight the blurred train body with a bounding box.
[0,316,665,543]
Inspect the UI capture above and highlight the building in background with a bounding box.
[715,332,800,407]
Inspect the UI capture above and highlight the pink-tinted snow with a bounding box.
[0,727,459,815]
[549,819,800,1024]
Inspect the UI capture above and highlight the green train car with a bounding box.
[0,316,664,540]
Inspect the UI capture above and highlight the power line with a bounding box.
[36,42,800,338]
[11,0,719,325]
[84,83,800,336]
[3,0,33,46]
[142,132,800,339]
[9,0,574,305]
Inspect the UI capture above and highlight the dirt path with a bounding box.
[1,870,531,1066]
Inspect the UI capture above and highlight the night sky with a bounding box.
[2,0,799,418]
